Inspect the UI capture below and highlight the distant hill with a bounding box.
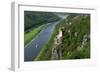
[24,11,61,31]
[54,13,69,19]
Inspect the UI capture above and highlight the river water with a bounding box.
[24,21,60,61]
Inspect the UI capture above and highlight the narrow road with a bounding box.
[24,21,60,61]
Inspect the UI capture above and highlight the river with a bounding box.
[24,21,61,61]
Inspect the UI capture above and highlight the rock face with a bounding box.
[77,34,89,51]
[55,29,62,45]
[51,29,62,60]
[51,48,58,60]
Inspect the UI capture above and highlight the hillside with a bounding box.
[35,13,90,60]
[60,13,90,59]
[24,11,61,31]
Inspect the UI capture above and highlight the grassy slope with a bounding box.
[24,24,45,46]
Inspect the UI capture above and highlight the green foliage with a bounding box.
[24,11,61,31]
[60,14,90,59]
[64,43,90,59]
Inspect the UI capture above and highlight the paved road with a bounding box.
[24,21,60,61]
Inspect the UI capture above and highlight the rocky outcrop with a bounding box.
[51,29,62,60]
